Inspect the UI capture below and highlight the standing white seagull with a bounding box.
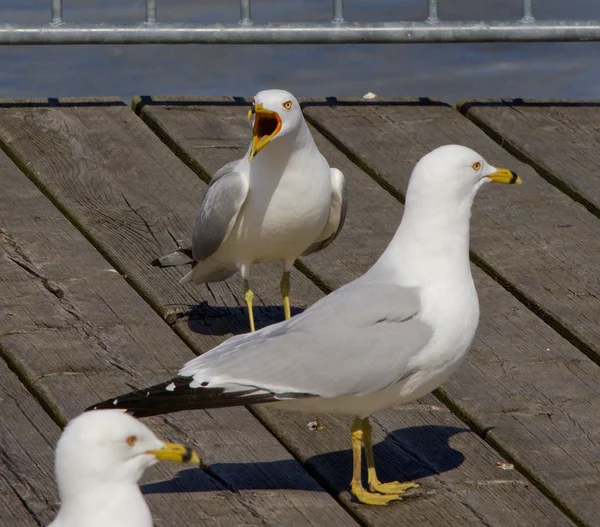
[49,410,200,527]
[91,145,521,505]
[156,89,347,332]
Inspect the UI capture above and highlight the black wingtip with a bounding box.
[85,376,285,418]
[151,257,162,267]
[85,378,187,418]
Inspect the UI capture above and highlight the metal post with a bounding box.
[427,0,439,23]
[145,0,157,24]
[333,0,344,23]
[522,0,534,22]
[51,0,63,25]
[240,0,252,25]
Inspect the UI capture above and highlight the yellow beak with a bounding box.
[486,167,522,184]
[248,103,282,161]
[147,441,201,465]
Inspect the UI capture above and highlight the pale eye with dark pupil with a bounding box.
[126,435,137,447]
[472,162,481,171]
[282,101,293,110]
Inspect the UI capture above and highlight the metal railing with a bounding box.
[2,0,600,45]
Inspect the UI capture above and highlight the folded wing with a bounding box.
[88,281,432,417]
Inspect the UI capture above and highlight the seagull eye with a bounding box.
[126,435,137,447]
[282,100,293,110]
[472,162,482,171]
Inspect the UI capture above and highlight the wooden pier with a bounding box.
[1,96,599,527]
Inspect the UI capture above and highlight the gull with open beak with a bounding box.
[49,410,200,527]
[155,89,347,332]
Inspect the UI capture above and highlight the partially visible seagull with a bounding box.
[92,145,521,505]
[155,89,347,332]
[49,410,200,527]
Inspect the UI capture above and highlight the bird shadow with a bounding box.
[175,301,305,337]
[141,425,467,497]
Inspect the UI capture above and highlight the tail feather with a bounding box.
[179,264,236,285]
[86,376,280,418]
[152,249,194,268]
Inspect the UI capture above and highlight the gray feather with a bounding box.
[212,160,242,183]
[179,279,432,398]
[192,165,249,262]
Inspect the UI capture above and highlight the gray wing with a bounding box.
[179,280,432,398]
[211,159,242,183]
[302,167,348,256]
[191,162,249,262]
[152,160,247,267]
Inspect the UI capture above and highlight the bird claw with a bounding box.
[352,485,402,505]
[369,480,419,495]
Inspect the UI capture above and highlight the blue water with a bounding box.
[2,1,600,104]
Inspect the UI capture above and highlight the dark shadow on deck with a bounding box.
[165,301,305,336]
[302,97,450,108]
[134,95,251,114]
[0,98,126,108]
[141,425,467,495]
[133,95,450,113]
[459,98,600,113]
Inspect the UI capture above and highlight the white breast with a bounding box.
[216,150,332,264]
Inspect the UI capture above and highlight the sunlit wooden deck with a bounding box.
[2,96,599,527]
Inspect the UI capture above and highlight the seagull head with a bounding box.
[247,89,303,160]
[54,410,200,498]
[407,144,521,204]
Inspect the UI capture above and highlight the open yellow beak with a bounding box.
[486,167,522,184]
[147,441,201,465]
[248,103,282,161]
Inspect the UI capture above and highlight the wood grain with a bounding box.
[0,142,355,527]
[133,97,575,526]
[459,99,600,216]
[0,358,60,526]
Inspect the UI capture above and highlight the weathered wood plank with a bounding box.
[132,97,574,526]
[0,358,59,526]
[301,99,600,360]
[459,99,600,216]
[446,267,600,527]
[0,141,357,526]
[260,397,576,527]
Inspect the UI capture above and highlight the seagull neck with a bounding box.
[373,190,475,285]
[56,482,150,525]
[251,121,315,175]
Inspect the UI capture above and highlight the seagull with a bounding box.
[90,145,521,505]
[155,89,347,332]
[49,410,200,527]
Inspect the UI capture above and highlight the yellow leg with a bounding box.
[350,418,401,506]
[243,279,256,332]
[280,271,291,320]
[363,419,419,495]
